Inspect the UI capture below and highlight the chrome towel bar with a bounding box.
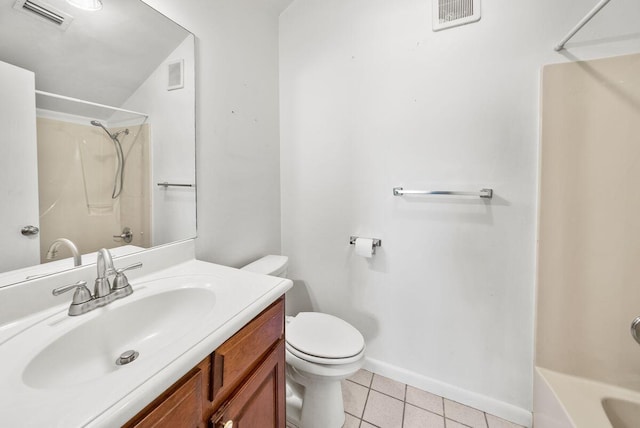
[393,187,493,199]
[157,182,195,188]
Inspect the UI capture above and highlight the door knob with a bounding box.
[21,225,39,236]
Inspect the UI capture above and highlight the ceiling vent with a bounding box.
[13,0,74,31]
[432,0,480,31]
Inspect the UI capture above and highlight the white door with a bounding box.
[0,61,40,271]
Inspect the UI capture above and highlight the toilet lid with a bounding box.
[286,312,365,360]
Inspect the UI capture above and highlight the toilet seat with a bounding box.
[286,312,365,365]
[286,342,365,365]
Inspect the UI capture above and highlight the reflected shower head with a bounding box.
[90,120,111,137]
[90,120,129,138]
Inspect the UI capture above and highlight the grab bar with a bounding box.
[393,187,493,199]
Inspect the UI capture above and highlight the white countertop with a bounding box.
[0,254,292,427]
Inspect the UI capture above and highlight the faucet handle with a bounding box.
[112,262,143,290]
[52,280,92,304]
[116,262,143,274]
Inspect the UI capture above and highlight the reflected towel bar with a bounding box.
[393,187,493,199]
[157,182,195,188]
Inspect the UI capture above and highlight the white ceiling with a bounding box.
[0,0,189,114]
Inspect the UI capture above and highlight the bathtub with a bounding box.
[534,367,640,427]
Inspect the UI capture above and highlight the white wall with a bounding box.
[141,0,286,266]
[120,36,197,246]
[280,0,640,425]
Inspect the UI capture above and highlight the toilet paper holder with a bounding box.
[349,236,382,248]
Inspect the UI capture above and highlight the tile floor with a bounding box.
[287,369,525,428]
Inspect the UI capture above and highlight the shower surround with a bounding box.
[36,117,151,262]
[535,52,640,425]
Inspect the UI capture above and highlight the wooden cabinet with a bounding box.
[127,368,204,428]
[210,341,285,428]
[125,298,285,428]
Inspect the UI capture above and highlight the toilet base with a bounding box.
[285,366,347,428]
[285,379,303,426]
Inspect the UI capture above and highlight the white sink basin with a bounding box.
[603,397,640,428]
[22,287,216,389]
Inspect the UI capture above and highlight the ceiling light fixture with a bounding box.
[66,0,102,11]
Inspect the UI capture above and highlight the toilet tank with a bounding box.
[241,255,288,277]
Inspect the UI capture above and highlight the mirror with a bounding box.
[0,0,196,286]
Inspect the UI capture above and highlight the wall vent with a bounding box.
[167,59,184,91]
[13,0,74,31]
[432,0,480,31]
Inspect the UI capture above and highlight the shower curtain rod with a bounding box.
[555,0,612,51]
[35,90,149,118]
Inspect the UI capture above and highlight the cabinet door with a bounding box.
[212,299,284,408]
[129,368,203,428]
[212,341,285,428]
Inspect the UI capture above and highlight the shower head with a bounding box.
[90,120,111,137]
[90,120,129,139]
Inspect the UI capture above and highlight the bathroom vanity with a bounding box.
[125,298,286,428]
[0,240,292,427]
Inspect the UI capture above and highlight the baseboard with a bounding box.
[363,357,533,428]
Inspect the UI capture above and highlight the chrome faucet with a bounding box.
[52,248,142,316]
[46,238,82,267]
[631,317,640,346]
[94,248,116,298]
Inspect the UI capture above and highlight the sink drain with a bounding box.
[116,350,139,365]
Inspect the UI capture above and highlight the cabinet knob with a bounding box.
[221,421,233,428]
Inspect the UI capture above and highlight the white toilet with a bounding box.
[241,255,366,428]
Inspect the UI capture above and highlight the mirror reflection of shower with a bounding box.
[90,120,128,199]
